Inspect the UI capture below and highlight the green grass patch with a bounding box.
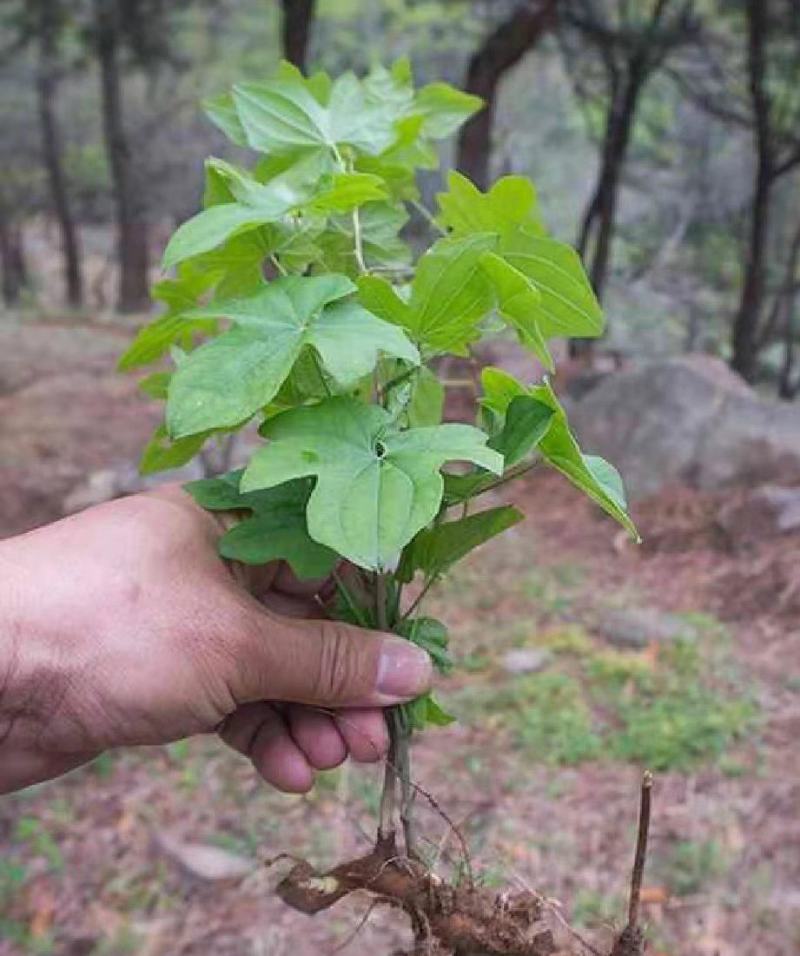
[654,839,729,897]
[609,683,755,771]
[533,625,595,657]
[449,618,757,771]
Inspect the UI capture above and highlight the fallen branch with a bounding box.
[610,772,654,956]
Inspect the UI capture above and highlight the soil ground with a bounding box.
[1,315,798,956]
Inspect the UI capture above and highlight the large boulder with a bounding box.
[568,355,800,500]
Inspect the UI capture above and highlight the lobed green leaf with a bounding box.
[185,471,337,579]
[437,171,545,238]
[240,397,502,570]
[166,276,419,438]
[498,227,604,340]
[139,425,208,476]
[481,368,638,538]
[480,252,554,372]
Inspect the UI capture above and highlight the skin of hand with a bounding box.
[0,485,432,796]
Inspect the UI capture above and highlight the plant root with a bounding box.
[276,833,568,956]
[275,774,655,956]
[609,925,645,956]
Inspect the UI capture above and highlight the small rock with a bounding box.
[569,355,800,499]
[62,460,204,514]
[62,468,121,513]
[157,834,254,883]
[718,484,800,546]
[501,648,552,675]
[595,607,689,649]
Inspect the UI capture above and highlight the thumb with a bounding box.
[227,601,433,708]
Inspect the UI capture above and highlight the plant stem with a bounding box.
[331,143,369,275]
[375,573,388,630]
[412,198,446,236]
[378,730,398,840]
[332,569,368,627]
[352,206,368,274]
[401,574,438,622]
[382,364,419,397]
[445,460,539,511]
[375,571,400,839]
[627,771,653,929]
[396,718,416,856]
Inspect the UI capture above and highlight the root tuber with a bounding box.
[276,834,562,956]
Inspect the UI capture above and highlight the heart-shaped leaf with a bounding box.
[240,397,503,570]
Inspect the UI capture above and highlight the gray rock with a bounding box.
[752,485,800,532]
[595,607,690,649]
[157,834,254,883]
[61,430,263,515]
[568,355,800,500]
[501,648,552,674]
[62,460,204,513]
[718,484,800,546]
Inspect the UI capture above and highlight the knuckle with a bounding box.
[312,622,361,702]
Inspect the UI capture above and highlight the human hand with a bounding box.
[0,486,431,794]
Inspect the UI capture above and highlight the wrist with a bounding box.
[0,539,52,759]
[0,541,24,720]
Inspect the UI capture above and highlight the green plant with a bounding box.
[122,59,637,955]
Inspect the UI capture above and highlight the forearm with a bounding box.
[0,536,35,791]
[0,534,25,730]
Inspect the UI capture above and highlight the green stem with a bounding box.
[375,573,388,631]
[395,714,416,856]
[382,364,419,397]
[332,569,368,627]
[351,206,368,275]
[378,728,398,840]
[375,572,400,838]
[412,199,446,236]
[401,573,439,623]
[331,143,368,275]
[445,460,539,512]
[477,460,537,494]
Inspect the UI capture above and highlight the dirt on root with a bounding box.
[275,833,576,956]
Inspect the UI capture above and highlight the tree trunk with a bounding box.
[570,69,642,358]
[94,0,150,313]
[778,294,798,400]
[0,214,28,306]
[578,69,643,301]
[37,0,83,308]
[731,0,772,382]
[280,0,316,71]
[457,0,558,189]
[777,219,800,399]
